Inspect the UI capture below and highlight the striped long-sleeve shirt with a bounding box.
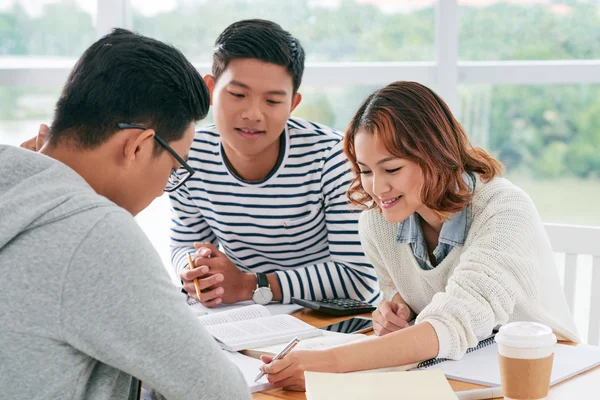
[169,117,380,304]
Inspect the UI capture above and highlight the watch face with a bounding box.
[252,287,273,305]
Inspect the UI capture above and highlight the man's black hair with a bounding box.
[212,19,305,94]
[50,28,209,153]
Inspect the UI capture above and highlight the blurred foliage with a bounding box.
[0,1,94,56]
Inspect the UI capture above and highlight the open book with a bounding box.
[242,330,368,358]
[198,304,322,351]
[188,297,303,316]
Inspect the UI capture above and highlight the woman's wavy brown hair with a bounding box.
[344,81,502,217]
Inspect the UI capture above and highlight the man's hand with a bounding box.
[179,242,255,307]
[372,300,413,336]
[20,124,49,152]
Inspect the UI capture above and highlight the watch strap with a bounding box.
[255,272,269,288]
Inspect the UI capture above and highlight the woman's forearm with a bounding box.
[327,322,440,373]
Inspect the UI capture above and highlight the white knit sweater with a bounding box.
[359,175,579,360]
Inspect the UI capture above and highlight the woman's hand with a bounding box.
[372,300,413,336]
[260,349,336,392]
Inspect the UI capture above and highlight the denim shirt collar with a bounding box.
[395,172,475,269]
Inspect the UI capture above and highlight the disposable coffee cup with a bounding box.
[495,322,556,400]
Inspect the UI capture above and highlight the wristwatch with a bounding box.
[251,272,273,305]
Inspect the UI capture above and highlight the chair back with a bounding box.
[545,223,600,345]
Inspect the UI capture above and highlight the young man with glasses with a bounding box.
[117,123,196,192]
[1,29,250,400]
[172,20,381,307]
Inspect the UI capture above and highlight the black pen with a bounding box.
[254,337,300,382]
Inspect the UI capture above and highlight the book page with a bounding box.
[188,299,251,316]
[205,314,322,351]
[188,298,303,316]
[197,304,270,327]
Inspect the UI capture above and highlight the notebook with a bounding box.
[416,337,600,387]
[305,370,458,400]
[242,330,368,358]
[198,304,322,351]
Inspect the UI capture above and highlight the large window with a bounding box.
[1,0,598,228]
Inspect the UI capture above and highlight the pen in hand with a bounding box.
[186,253,202,300]
[255,337,300,382]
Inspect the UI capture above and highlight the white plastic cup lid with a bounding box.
[495,321,557,348]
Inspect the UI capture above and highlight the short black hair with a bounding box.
[50,28,209,152]
[212,19,305,94]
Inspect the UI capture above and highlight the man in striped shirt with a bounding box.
[170,19,380,307]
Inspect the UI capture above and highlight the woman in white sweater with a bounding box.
[260,81,579,391]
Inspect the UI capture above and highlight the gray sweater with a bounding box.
[0,145,251,400]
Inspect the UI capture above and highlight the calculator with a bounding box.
[291,297,376,316]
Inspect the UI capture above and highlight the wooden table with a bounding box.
[252,309,600,399]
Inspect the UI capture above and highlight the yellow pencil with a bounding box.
[187,252,202,299]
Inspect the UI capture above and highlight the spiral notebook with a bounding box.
[416,335,497,369]
[416,335,600,387]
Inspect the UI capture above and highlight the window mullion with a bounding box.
[435,0,459,113]
[96,0,130,38]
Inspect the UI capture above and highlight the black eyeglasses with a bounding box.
[117,123,195,192]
